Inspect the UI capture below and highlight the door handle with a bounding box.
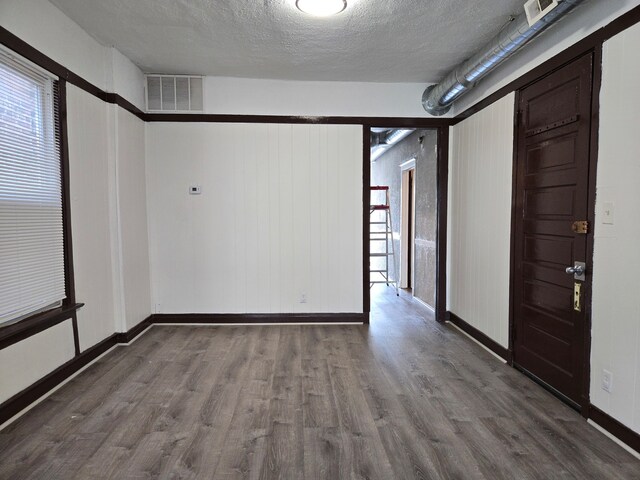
[565,261,586,281]
[565,265,585,275]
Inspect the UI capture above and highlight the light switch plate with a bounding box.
[189,185,202,195]
[602,201,614,225]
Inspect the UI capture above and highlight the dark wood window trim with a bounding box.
[0,77,80,352]
[0,303,83,351]
[58,80,77,308]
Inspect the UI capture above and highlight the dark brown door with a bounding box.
[513,53,594,409]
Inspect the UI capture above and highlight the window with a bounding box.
[0,49,66,326]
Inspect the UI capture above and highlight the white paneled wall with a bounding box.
[448,94,515,348]
[591,22,640,435]
[67,86,117,350]
[146,123,363,314]
[116,109,152,330]
[0,320,75,404]
[0,87,149,404]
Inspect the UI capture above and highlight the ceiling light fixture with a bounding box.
[296,0,347,17]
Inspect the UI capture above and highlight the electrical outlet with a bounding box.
[300,293,307,304]
[602,369,613,393]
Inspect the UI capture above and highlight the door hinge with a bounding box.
[572,220,589,234]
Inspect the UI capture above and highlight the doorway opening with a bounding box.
[368,128,438,316]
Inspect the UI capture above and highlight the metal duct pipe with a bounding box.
[422,0,587,116]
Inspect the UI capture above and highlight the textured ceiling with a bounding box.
[49,0,526,83]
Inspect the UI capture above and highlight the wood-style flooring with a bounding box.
[1,287,639,479]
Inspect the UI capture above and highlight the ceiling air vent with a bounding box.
[524,0,559,27]
[145,75,204,112]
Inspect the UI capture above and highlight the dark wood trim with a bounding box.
[0,26,146,121]
[0,330,118,426]
[0,314,154,426]
[146,113,451,127]
[105,92,146,121]
[435,126,449,322]
[3,5,640,130]
[151,313,367,324]
[0,79,82,353]
[362,126,371,319]
[581,43,603,418]
[514,363,582,411]
[601,4,640,42]
[589,405,640,455]
[452,5,640,124]
[71,314,80,356]
[507,93,520,364]
[0,26,106,103]
[115,316,153,344]
[57,80,76,307]
[0,303,84,351]
[58,78,82,358]
[448,311,513,362]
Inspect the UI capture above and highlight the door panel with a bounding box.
[513,53,594,408]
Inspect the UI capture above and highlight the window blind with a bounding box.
[0,49,65,325]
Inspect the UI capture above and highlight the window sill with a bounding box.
[0,303,84,350]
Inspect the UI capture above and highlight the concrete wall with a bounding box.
[371,129,438,307]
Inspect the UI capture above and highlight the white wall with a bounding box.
[146,123,363,314]
[0,0,145,110]
[448,94,515,349]
[110,48,145,111]
[590,21,640,435]
[0,320,75,404]
[453,0,640,114]
[0,85,150,404]
[447,18,640,439]
[0,0,107,93]
[66,86,118,350]
[115,109,152,331]
[203,77,433,118]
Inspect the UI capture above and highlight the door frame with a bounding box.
[400,159,416,289]
[508,46,603,417]
[362,125,450,322]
